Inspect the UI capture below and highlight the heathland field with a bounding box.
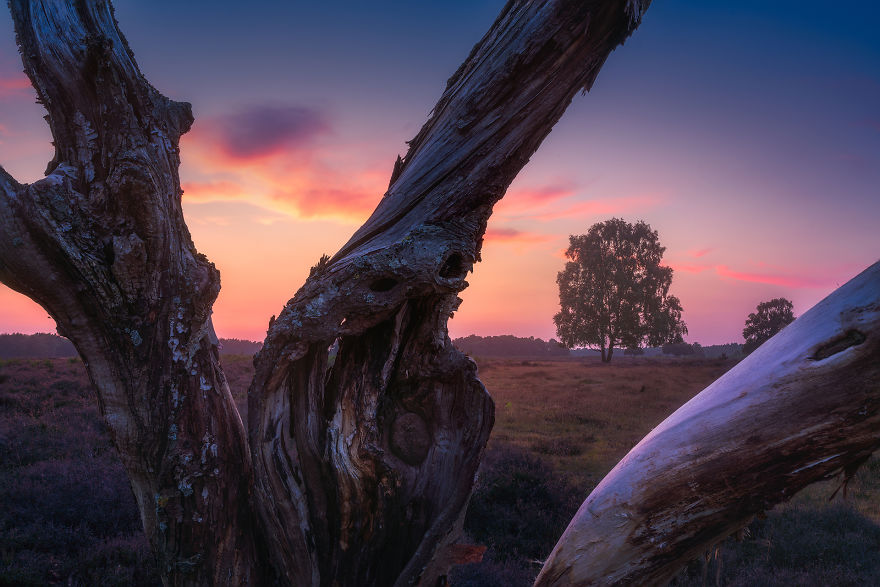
[2,356,879,585]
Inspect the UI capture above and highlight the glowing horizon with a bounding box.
[0,1,877,347]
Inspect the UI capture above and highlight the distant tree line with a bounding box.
[218,338,263,356]
[453,335,569,358]
[0,333,76,358]
[624,342,743,359]
[0,333,263,359]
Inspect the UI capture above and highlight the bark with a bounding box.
[536,261,880,586]
[247,2,651,584]
[1,1,264,584]
[1,0,651,585]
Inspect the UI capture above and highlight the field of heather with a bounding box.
[2,356,879,585]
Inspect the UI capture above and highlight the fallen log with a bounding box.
[536,261,880,585]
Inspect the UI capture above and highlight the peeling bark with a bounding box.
[536,261,880,586]
[2,0,651,585]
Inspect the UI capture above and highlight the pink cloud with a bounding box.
[687,247,714,258]
[669,262,713,274]
[0,75,31,96]
[505,183,578,208]
[714,265,830,288]
[484,227,554,245]
[526,194,664,222]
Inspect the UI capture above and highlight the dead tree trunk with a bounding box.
[1,0,264,583]
[536,261,880,586]
[1,0,651,584]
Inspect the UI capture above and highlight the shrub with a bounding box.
[464,443,582,562]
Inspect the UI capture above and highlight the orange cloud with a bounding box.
[179,103,386,223]
[182,180,250,202]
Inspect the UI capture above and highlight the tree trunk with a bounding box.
[535,261,880,586]
[1,0,651,585]
[1,1,264,583]
[246,2,651,583]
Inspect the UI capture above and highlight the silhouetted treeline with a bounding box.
[219,338,263,356]
[0,333,263,358]
[453,335,569,358]
[660,342,742,358]
[0,333,76,358]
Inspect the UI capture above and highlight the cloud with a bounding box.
[495,179,664,223]
[0,75,31,97]
[192,104,329,161]
[669,258,836,288]
[184,200,291,227]
[669,262,713,274]
[278,185,379,221]
[182,180,250,202]
[178,103,388,223]
[687,247,714,258]
[504,183,578,209]
[526,194,664,222]
[484,227,555,245]
[714,265,830,288]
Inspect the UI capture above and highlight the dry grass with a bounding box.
[3,355,879,585]
[478,356,734,490]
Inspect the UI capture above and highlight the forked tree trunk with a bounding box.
[0,0,651,584]
[536,261,880,586]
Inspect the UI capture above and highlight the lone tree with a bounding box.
[743,297,796,354]
[554,218,687,362]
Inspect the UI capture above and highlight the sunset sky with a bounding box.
[0,1,878,346]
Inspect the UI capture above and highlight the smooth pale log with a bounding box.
[536,260,880,586]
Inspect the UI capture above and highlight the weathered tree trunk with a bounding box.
[1,1,264,583]
[247,2,651,584]
[536,261,880,586]
[1,0,651,585]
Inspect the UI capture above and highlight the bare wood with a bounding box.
[248,1,652,584]
[536,261,880,586]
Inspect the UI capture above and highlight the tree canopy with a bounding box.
[742,297,795,354]
[554,218,687,362]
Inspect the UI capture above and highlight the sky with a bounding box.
[0,1,878,346]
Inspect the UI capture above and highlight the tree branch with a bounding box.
[248,1,651,584]
[536,260,880,585]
